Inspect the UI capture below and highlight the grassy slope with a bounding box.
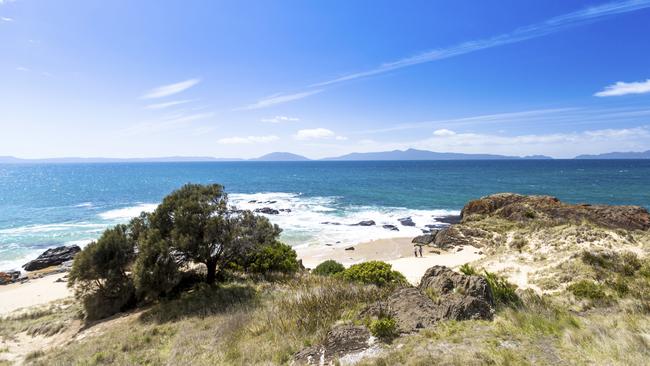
[2,218,650,365]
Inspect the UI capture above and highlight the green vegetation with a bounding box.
[369,317,398,340]
[68,183,298,320]
[459,263,478,276]
[312,259,345,276]
[568,280,609,301]
[339,261,406,287]
[483,270,521,308]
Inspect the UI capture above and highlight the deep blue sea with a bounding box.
[1,160,649,270]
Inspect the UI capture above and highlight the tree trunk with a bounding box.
[206,259,217,284]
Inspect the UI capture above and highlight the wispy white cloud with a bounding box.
[123,112,214,135]
[218,135,280,144]
[293,128,335,140]
[433,128,456,136]
[241,90,322,110]
[0,0,17,5]
[261,116,300,123]
[1,16,13,22]
[145,100,193,110]
[312,0,650,87]
[15,66,29,72]
[141,78,200,99]
[594,79,650,97]
[335,135,348,141]
[361,126,650,158]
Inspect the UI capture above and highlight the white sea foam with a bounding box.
[0,222,106,235]
[98,203,158,220]
[230,192,459,248]
[74,202,94,208]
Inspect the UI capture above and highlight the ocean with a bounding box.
[1,160,649,271]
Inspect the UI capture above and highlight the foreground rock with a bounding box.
[363,265,494,333]
[293,325,375,365]
[411,232,438,245]
[22,245,81,271]
[461,193,650,231]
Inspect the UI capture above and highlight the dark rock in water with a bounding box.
[23,245,81,271]
[336,241,341,244]
[264,200,277,204]
[278,208,292,213]
[254,207,280,215]
[0,270,21,285]
[248,200,257,203]
[345,247,355,251]
[325,243,333,246]
[320,221,342,226]
[383,224,399,231]
[436,215,461,225]
[398,217,416,226]
[461,193,650,231]
[294,325,372,365]
[353,220,376,226]
[412,232,438,245]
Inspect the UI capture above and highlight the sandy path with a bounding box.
[0,273,72,315]
[297,237,483,285]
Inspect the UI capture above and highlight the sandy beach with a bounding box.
[0,273,72,315]
[297,237,484,285]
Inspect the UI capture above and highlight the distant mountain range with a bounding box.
[2,148,650,163]
[574,150,650,159]
[322,149,552,161]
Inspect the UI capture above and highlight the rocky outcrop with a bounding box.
[412,232,438,245]
[363,266,494,333]
[23,245,81,271]
[461,193,650,231]
[254,207,280,215]
[293,325,374,365]
[398,217,416,226]
[353,220,376,226]
[436,215,461,225]
[0,270,22,285]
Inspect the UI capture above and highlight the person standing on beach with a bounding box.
[418,245,423,258]
[414,245,419,257]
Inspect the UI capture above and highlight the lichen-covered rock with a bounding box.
[419,265,494,307]
[461,193,650,231]
[293,325,374,365]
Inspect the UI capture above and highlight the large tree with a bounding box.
[143,183,281,285]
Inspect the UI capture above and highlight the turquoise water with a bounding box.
[1,160,649,270]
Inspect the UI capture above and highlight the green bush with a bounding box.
[339,261,406,287]
[247,242,299,275]
[459,263,478,276]
[69,225,137,320]
[312,260,345,276]
[483,270,521,307]
[581,251,641,276]
[568,280,608,301]
[369,317,398,340]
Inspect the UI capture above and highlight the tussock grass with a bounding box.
[0,299,80,341]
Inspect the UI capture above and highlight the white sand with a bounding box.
[0,273,72,315]
[297,237,483,285]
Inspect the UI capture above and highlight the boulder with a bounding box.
[254,207,280,215]
[461,193,650,231]
[398,217,416,226]
[23,245,81,271]
[419,265,494,320]
[0,270,21,285]
[412,231,439,245]
[433,227,470,249]
[353,220,376,226]
[363,287,439,332]
[293,325,373,365]
[383,224,399,231]
[345,247,355,251]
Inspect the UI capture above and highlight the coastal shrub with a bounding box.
[369,316,398,340]
[246,242,299,275]
[312,260,345,276]
[568,280,608,301]
[141,184,282,285]
[459,263,478,276]
[69,225,137,320]
[339,261,406,287]
[132,231,181,302]
[483,270,521,308]
[581,251,641,276]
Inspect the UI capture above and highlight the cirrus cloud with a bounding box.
[261,116,300,123]
[141,78,200,99]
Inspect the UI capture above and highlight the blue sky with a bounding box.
[1,0,650,159]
